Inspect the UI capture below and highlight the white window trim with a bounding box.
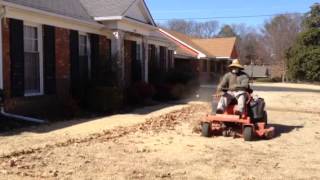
[79,32,91,79]
[23,22,44,97]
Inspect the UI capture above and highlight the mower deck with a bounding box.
[202,114,275,141]
[206,114,250,124]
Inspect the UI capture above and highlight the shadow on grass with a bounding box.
[0,101,186,136]
[268,124,304,139]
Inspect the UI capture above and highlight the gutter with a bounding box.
[0,5,45,124]
[1,108,46,123]
[159,29,207,59]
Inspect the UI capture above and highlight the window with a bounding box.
[79,33,91,80]
[24,24,43,96]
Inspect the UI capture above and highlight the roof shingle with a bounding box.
[162,29,237,59]
[192,37,237,58]
[4,0,95,22]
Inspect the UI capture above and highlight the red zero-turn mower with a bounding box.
[201,89,275,141]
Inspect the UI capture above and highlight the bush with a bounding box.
[287,45,320,81]
[153,69,200,101]
[127,81,155,105]
[152,69,200,101]
[166,69,197,84]
[153,84,173,101]
[170,83,187,100]
[186,79,200,92]
[87,86,123,112]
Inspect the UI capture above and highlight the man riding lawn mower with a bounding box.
[201,59,275,141]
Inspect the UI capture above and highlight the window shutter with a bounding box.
[69,30,79,97]
[90,34,99,85]
[43,25,56,94]
[9,19,24,97]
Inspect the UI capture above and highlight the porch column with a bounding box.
[142,38,149,82]
[111,31,125,87]
[155,45,160,67]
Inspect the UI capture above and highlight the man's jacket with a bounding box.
[217,71,249,92]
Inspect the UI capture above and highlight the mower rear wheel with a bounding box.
[243,126,254,141]
[201,122,212,137]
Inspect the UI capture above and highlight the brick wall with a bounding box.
[55,27,70,98]
[1,20,76,118]
[1,19,113,118]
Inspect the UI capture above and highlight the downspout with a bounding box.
[0,5,46,124]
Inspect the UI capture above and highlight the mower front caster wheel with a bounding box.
[201,123,212,137]
[243,126,254,141]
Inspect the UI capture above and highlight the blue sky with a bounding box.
[145,0,318,27]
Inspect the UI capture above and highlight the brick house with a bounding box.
[0,0,175,119]
[160,29,238,84]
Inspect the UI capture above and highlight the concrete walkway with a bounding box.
[0,103,196,156]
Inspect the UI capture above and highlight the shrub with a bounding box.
[127,81,155,105]
[87,86,123,112]
[166,69,197,85]
[58,97,81,118]
[170,83,187,100]
[153,84,173,101]
[186,79,200,92]
[152,69,200,101]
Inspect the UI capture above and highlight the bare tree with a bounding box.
[195,21,219,38]
[162,15,302,82]
[165,19,194,35]
[217,25,237,37]
[162,19,219,38]
[237,32,260,65]
[261,14,302,81]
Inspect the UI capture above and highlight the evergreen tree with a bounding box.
[287,3,320,81]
